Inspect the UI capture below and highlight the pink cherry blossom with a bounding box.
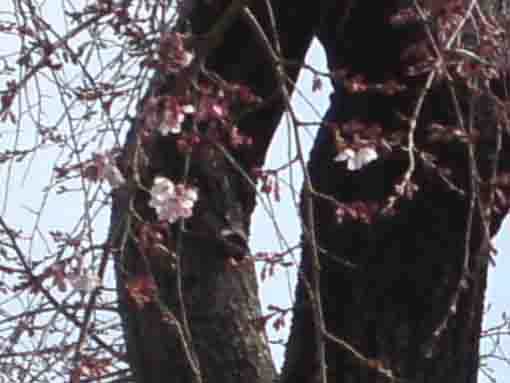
[159,97,195,135]
[87,151,125,189]
[195,95,227,123]
[159,32,194,73]
[149,176,198,223]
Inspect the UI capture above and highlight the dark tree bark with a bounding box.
[283,1,510,383]
[110,2,316,383]
[110,1,510,383]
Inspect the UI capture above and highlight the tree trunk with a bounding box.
[282,142,499,382]
[110,2,316,383]
[283,1,510,382]
[109,1,510,383]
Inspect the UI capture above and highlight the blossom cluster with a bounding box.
[149,176,198,223]
[142,93,228,138]
[160,32,194,72]
[141,81,259,151]
[158,96,195,136]
[142,32,194,74]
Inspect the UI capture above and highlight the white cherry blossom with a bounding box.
[180,51,194,68]
[69,272,101,294]
[334,146,378,171]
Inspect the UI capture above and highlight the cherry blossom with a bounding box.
[69,272,101,294]
[334,146,378,171]
[86,151,125,188]
[159,97,195,135]
[195,94,227,123]
[159,32,194,73]
[126,276,157,308]
[149,176,198,223]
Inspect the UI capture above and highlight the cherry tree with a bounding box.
[1,1,510,383]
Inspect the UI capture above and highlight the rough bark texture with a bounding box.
[109,1,510,383]
[282,1,510,383]
[110,2,316,383]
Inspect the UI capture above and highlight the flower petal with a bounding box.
[358,147,378,164]
[334,148,355,163]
